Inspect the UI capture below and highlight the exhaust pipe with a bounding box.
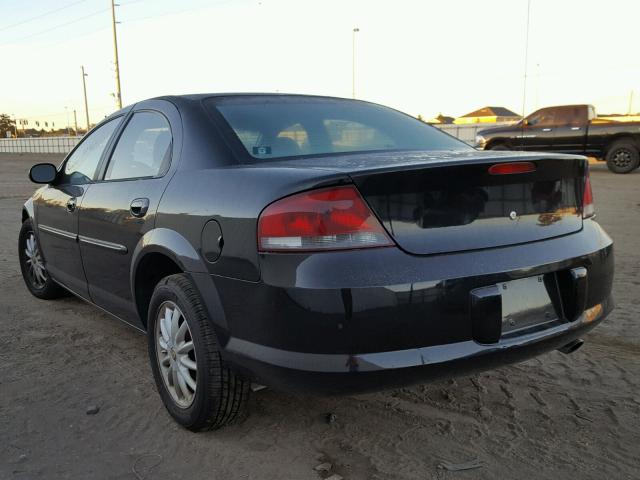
[558,339,584,354]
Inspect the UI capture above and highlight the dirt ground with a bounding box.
[0,153,638,480]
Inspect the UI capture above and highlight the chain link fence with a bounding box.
[0,136,81,154]
[0,123,514,154]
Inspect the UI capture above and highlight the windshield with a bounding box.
[207,96,470,161]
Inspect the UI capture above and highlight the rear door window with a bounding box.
[555,106,585,127]
[104,111,172,181]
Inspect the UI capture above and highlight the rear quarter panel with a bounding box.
[586,122,640,156]
[155,166,351,281]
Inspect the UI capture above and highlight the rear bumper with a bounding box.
[208,219,614,394]
[224,299,611,394]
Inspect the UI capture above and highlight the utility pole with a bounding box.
[81,65,90,131]
[534,63,540,110]
[521,0,532,120]
[73,110,78,135]
[111,0,123,109]
[65,107,70,136]
[519,0,532,150]
[352,27,359,99]
[628,90,634,115]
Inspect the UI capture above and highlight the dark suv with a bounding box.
[20,94,614,431]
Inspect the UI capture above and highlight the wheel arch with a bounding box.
[133,251,183,330]
[604,134,640,156]
[485,138,511,150]
[130,228,228,333]
[22,198,34,224]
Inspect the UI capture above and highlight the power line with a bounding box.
[1,8,110,45]
[120,0,233,24]
[0,0,89,33]
[0,0,233,47]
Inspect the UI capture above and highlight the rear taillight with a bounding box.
[583,170,595,218]
[258,185,393,252]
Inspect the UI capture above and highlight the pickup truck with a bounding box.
[475,104,640,173]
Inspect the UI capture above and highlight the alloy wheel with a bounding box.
[24,232,47,288]
[612,148,632,168]
[155,301,198,408]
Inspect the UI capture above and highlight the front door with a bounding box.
[34,117,123,298]
[78,109,174,326]
[518,107,558,152]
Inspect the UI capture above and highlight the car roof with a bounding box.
[102,93,381,124]
[101,93,367,122]
[156,92,355,102]
[99,92,371,132]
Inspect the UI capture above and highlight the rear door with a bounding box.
[34,117,122,297]
[77,101,179,326]
[519,107,558,151]
[551,106,588,154]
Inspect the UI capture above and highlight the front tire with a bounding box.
[147,274,250,431]
[606,140,640,173]
[18,220,67,299]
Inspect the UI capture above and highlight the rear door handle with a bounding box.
[66,197,77,212]
[542,128,552,132]
[130,198,150,217]
[571,127,581,131]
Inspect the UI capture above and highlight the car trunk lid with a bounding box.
[349,153,585,255]
[254,150,587,255]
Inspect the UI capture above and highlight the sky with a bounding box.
[0,0,638,130]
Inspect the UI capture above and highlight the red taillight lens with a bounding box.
[583,170,595,218]
[258,185,393,252]
[488,161,536,175]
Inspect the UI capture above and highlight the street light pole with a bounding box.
[111,0,123,109]
[81,65,90,132]
[352,27,359,99]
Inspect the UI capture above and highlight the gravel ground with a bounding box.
[0,153,639,480]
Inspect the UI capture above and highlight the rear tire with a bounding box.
[147,273,250,431]
[605,140,640,173]
[18,220,67,300]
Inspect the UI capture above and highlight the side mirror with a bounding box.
[523,119,530,127]
[29,163,57,184]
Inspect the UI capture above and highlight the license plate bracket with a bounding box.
[499,275,558,336]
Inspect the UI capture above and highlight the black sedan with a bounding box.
[20,94,614,431]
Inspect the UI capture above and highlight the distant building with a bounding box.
[454,106,521,125]
[425,113,455,124]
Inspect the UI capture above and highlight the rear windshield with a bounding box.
[206,96,469,161]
